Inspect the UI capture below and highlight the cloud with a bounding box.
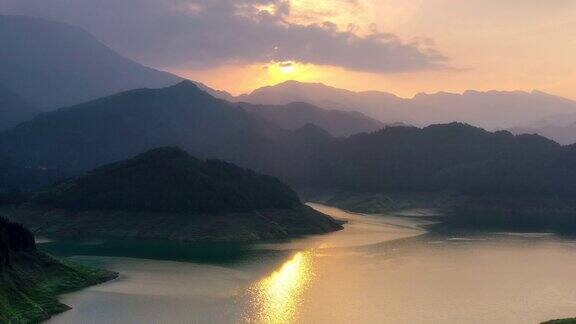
[0,0,448,73]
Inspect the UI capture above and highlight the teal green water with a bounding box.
[40,238,284,265]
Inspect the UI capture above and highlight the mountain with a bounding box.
[291,122,576,232]
[510,121,576,145]
[0,217,116,322]
[0,15,181,109]
[236,80,404,122]
[0,83,38,130]
[0,81,384,176]
[240,101,385,136]
[5,147,342,242]
[304,123,562,193]
[237,81,576,130]
[0,81,265,172]
[194,81,235,102]
[32,147,301,213]
[4,80,576,232]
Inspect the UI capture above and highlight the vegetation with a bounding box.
[32,147,300,213]
[292,123,576,232]
[542,319,576,324]
[0,217,117,323]
[3,79,576,232]
[4,147,342,242]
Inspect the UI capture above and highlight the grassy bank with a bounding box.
[0,251,117,323]
[0,205,342,243]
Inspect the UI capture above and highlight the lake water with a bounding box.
[43,203,576,323]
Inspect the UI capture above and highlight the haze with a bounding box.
[2,0,575,99]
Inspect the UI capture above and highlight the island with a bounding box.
[2,147,343,242]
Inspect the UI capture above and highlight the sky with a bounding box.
[1,0,575,99]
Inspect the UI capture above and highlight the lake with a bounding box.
[43,203,576,323]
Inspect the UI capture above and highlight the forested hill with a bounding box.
[32,147,301,213]
[0,216,117,322]
[4,147,342,242]
[304,123,564,195]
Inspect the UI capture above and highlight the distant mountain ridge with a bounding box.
[510,114,576,145]
[234,80,576,130]
[3,80,576,232]
[0,81,263,172]
[0,15,181,109]
[0,81,388,174]
[240,101,384,136]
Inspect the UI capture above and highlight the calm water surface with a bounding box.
[44,203,576,323]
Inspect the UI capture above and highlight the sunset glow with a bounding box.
[164,0,576,99]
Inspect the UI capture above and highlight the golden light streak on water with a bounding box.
[245,251,314,323]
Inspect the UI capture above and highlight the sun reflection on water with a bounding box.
[245,251,314,323]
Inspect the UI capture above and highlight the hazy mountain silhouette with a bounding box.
[510,113,576,145]
[240,101,384,136]
[194,81,235,101]
[0,83,38,130]
[0,81,390,173]
[0,81,266,171]
[0,15,181,109]
[9,147,342,242]
[237,80,576,130]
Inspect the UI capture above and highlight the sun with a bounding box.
[279,62,296,74]
[255,60,324,88]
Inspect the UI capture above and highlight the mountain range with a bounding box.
[3,75,576,232]
[0,81,387,175]
[2,14,576,234]
[0,15,382,139]
[0,81,263,172]
[4,14,576,143]
[240,101,384,136]
[234,80,576,131]
[510,119,576,145]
